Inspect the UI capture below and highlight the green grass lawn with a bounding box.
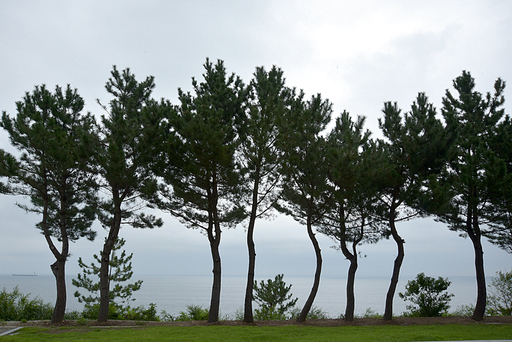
[3,324,512,342]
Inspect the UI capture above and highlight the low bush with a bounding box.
[0,286,53,321]
[81,302,159,321]
[289,306,329,320]
[176,305,209,321]
[399,273,454,317]
[487,270,512,316]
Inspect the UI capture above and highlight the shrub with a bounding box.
[0,286,53,321]
[358,308,382,319]
[176,305,209,321]
[399,273,454,317]
[289,306,329,320]
[449,304,475,317]
[487,270,512,316]
[81,302,159,321]
[253,274,298,320]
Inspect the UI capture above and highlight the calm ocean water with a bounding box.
[0,274,479,318]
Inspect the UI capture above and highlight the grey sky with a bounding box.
[1,0,511,284]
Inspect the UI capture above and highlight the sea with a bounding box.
[0,274,479,318]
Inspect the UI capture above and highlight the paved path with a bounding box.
[0,326,22,337]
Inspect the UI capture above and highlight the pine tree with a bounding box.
[319,112,387,321]
[154,59,249,323]
[73,238,142,311]
[275,91,333,322]
[437,71,506,320]
[1,85,98,323]
[95,66,163,322]
[377,92,452,320]
[240,66,290,323]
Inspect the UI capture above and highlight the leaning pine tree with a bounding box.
[275,91,333,322]
[1,85,98,323]
[95,66,163,322]
[240,66,290,323]
[377,93,453,320]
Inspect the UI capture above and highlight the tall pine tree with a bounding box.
[1,85,98,323]
[437,71,506,320]
[240,66,290,323]
[275,91,333,322]
[377,93,452,320]
[95,66,163,322]
[320,112,387,321]
[155,59,249,323]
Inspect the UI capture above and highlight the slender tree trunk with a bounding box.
[468,212,486,321]
[208,179,222,324]
[98,201,122,322]
[297,219,322,322]
[345,256,358,321]
[244,172,260,324]
[50,259,67,323]
[383,206,404,321]
[244,216,257,323]
[209,232,222,324]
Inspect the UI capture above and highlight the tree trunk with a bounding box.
[98,237,116,322]
[98,205,122,322]
[50,259,67,323]
[244,173,260,324]
[244,216,256,323]
[297,220,322,322]
[468,212,486,321]
[383,207,404,321]
[208,237,222,324]
[345,252,358,321]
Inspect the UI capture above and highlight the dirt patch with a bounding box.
[5,316,512,329]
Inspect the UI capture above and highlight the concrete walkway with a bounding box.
[0,326,22,337]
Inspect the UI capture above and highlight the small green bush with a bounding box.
[399,273,454,317]
[81,302,159,321]
[0,286,53,321]
[289,306,329,320]
[487,270,512,316]
[357,308,382,319]
[449,304,475,317]
[123,303,159,321]
[159,310,175,322]
[253,274,298,320]
[176,305,209,321]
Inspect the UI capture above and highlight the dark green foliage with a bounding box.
[1,84,98,242]
[154,59,249,323]
[1,84,98,323]
[176,305,210,321]
[95,66,163,322]
[289,306,329,320]
[253,274,298,320]
[0,287,53,321]
[485,116,512,254]
[434,71,507,320]
[0,149,18,194]
[487,270,512,316]
[73,237,142,309]
[377,92,452,320]
[320,112,387,321]
[275,91,333,322]
[241,66,291,323]
[81,302,159,321]
[399,273,454,317]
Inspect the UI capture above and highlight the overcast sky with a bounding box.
[1,0,511,285]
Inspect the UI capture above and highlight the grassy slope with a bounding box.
[3,324,512,342]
